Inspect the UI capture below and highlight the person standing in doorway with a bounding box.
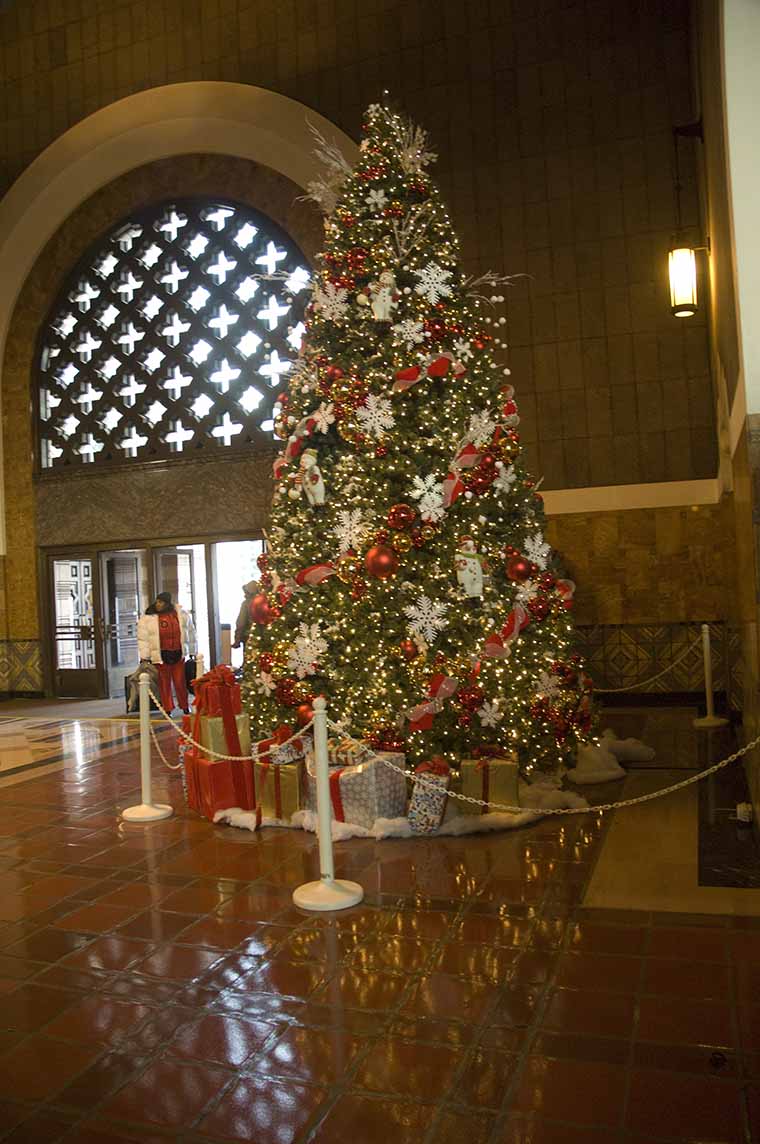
[232,580,259,651]
[137,591,197,714]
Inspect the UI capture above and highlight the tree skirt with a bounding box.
[213,778,589,841]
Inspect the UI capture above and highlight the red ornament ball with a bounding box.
[326,365,344,381]
[387,503,416,530]
[375,444,388,458]
[458,713,472,727]
[374,529,389,544]
[539,572,556,590]
[295,703,314,727]
[506,556,532,582]
[399,639,418,661]
[258,652,274,673]
[528,597,550,621]
[257,553,270,571]
[471,476,491,496]
[365,545,399,579]
[249,594,274,625]
[457,684,485,712]
[411,529,425,548]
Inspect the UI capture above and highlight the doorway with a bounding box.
[45,535,263,699]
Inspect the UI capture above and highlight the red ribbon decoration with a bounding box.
[329,768,346,822]
[392,353,466,394]
[407,674,459,733]
[475,756,491,815]
[415,756,450,777]
[295,562,335,587]
[191,665,242,760]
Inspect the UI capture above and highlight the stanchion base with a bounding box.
[693,715,729,730]
[121,803,173,822]
[292,878,364,912]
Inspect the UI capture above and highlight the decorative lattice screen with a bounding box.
[37,199,310,470]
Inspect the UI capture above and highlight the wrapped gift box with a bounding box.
[192,665,242,717]
[183,748,256,820]
[199,713,251,759]
[327,737,371,767]
[182,711,255,822]
[459,756,519,815]
[254,759,305,821]
[408,760,451,835]
[257,732,312,767]
[304,751,407,829]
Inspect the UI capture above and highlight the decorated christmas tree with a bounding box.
[242,103,593,774]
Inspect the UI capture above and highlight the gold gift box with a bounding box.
[198,713,251,759]
[253,759,305,821]
[459,756,519,815]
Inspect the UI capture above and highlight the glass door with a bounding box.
[154,544,211,666]
[100,549,150,698]
[211,539,264,669]
[50,554,103,697]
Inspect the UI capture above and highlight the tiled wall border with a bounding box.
[576,621,742,709]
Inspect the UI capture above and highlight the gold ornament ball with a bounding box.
[272,641,289,667]
[421,524,436,541]
[337,554,360,583]
[392,533,412,554]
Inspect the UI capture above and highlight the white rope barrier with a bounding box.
[323,718,758,817]
[143,681,754,819]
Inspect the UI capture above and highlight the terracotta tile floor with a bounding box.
[0,720,758,1142]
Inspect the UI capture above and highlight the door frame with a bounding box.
[42,546,107,699]
[39,528,263,698]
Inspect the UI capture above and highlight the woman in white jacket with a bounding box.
[137,592,197,713]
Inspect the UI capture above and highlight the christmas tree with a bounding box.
[243,103,593,773]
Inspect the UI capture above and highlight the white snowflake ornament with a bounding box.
[412,262,454,305]
[356,393,395,438]
[403,594,448,643]
[287,623,328,679]
[333,509,368,554]
[312,402,335,434]
[410,473,446,522]
[536,670,561,698]
[256,672,275,696]
[313,281,349,321]
[494,464,517,494]
[453,338,474,361]
[366,188,387,211]
[477,699,504,728]
[468,410,498,447]
[524,530,551,570]
[392,318,425,349]
[514,580,540,605]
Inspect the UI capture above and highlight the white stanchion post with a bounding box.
[693,623,728,730]
[292,697,364,911]
[122,672,173,822]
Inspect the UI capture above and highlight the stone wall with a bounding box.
[0,0,717,489]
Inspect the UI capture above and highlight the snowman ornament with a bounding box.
[299,448,325,508]
[455,536,485,606]
[368,270,399,322]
